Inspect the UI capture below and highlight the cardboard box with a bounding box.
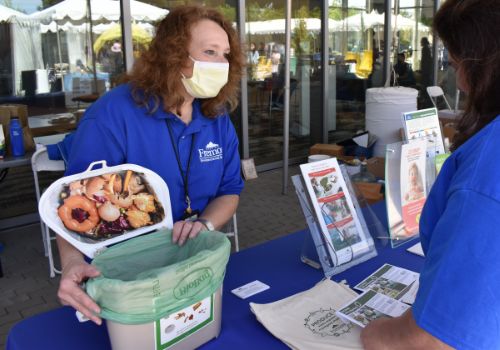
[309,143,344,157]
[366,157,385,180]
[354,182,383,204]
[441,122,457,142]
[0,104,28,127]
[0,109,10,155]
[23,126,36,152]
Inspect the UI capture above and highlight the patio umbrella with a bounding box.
[93,23,151,54]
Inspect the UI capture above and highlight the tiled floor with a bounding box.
[0,165,307,347]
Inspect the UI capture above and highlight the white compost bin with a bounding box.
[107,287,222,350]
[365,87,418,157]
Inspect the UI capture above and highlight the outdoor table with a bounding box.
[6,202,424,349]
[28,113,77,137]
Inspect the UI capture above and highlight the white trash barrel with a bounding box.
[365,87,418,157]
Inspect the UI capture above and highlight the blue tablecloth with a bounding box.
[7,203,424,350]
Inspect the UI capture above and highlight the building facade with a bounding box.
[1,0,455,171]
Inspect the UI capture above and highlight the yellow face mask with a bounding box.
[181,57,229,98]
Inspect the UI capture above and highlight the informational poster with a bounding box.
[402,108,445,156]
[400,140,427,236]
[300,158,371,266]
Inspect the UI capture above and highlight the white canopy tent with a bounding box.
[30,0,168,25]
[0,5,44,96]
[40,21,155,35]
[27,0,167,95]
[0,4,26,22]
[246,18,340,35]
[332,10,430,32]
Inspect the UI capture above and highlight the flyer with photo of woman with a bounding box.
[400,140,427,236]
[300,158,371,265]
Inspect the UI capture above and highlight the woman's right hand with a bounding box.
[57,258,102,325]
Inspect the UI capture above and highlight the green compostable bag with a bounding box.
[86,229,230,324]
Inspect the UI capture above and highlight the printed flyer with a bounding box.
[354,264,420,305]
[402,108,445,156]
[300,158,371,266]
[400,140,427,236]
[336,290,410,328]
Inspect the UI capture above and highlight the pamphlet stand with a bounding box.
[385,138,438,248]
[292,164,381,279]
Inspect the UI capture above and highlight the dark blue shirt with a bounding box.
[414,115,500,349]
[66,84,243,222]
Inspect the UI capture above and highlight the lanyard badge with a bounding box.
[181,196,200,220]
[166,119,199,221]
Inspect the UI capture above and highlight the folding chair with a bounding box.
[427,86,463,122]
[32,147,65,278]
[426,85,453,110]
[223,213,240,252]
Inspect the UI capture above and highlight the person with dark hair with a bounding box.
[419,37,432,88]
[361,1,500,349]
[393,52,415,87]
[247,42,259,65]
[56,5,245,325]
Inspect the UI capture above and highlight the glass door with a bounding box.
[327,0,381,144]
[245,0,321,167]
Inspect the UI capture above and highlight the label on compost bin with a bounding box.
[155,294,214,349]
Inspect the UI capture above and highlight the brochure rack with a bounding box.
[292,163,381,278]
[385,138,438,248]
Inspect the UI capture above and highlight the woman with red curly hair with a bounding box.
[56,5,245,325]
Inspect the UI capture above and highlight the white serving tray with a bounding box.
[39,160,173,258]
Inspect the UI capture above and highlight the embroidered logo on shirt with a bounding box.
[198,141,223,162]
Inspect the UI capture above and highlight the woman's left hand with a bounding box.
[172,220,206,246]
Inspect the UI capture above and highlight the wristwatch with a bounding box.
[196,218,215,231]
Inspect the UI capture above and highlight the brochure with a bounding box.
[385,143,406,242]
[354,264,419,305]
[336,290,410,328]
[300,158,372,266]
[250,279,363,350]
[400,140,427,236]
[402,108,445,156]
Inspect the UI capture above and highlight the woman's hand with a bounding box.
[172,220,206,246]
[58,258,102,325]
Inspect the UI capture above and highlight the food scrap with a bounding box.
[57,170,164,238]
[193,302,202,311]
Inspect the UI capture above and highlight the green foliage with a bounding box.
[247,3,284,21]
[328,6,358,20]
[216,4,236,22]
[41,0,62,9]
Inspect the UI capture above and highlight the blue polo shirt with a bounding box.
[65,84,243,222]
[413,116,500,349]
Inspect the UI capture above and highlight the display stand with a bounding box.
[292,163,381,278]
[385,138,437,248]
